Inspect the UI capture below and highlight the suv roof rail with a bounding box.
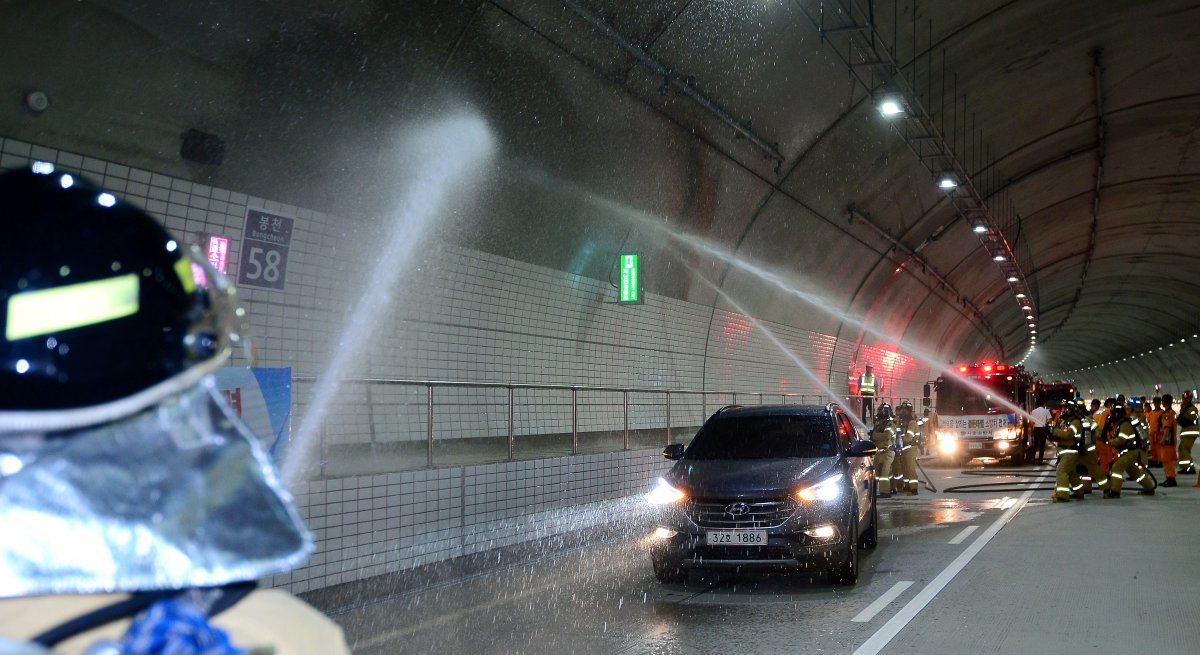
[715,404,745,414]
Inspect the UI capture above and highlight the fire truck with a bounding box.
[926,363,1035,465]
[1033,381,1078,410]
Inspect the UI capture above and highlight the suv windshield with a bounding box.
[687,415,837,460]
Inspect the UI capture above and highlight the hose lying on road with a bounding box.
[940,467,1056,493]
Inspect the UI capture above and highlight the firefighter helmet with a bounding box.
[0,167,238,430]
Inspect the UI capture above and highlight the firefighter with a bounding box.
[918,407,933,456]
[1075,400,1110,494]
[895,401,922,495]
[1103,404,1156,497]
[1144,396,1163,466]
[1049,401,1084,502]
[1176,390,1198,474]
[870,403,897,497]
[1146,396,1165,467]
[1092,398,1116,475]
[1130,397,1150,468]
[859,364,879,426]
[0,169,350,653]
[1160,394,1179,486]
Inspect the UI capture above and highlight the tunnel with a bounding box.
[1,1,1198,653]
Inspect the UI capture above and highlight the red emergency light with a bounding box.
[982,364,994,373]
[959,365,968,373]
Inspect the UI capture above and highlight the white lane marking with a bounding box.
[997,496,1018,510]
[947,525,979,545]
[852,486,1036,655]
[851,581,914,623]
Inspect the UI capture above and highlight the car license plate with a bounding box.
[969,441,983,450]
[706,531,767,546]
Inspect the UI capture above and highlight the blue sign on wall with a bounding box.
[213,366,292,463]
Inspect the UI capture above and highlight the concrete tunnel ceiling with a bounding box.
[4,0,1200,383]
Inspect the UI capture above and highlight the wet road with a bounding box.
[331,459,1075,654]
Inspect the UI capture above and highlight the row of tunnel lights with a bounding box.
[1051,334,1200,376]
[877,96,1036,351]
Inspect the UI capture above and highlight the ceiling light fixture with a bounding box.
[877,94,905,117]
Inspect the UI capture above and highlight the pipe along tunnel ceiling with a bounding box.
[2,0,1199,388]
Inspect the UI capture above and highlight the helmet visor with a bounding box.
[0,380,309,597]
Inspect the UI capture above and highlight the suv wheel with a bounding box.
[652,556,687,584]
[829,506,860,585]
[858,494,878,550]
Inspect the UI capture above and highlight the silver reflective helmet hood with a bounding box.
[0,378,312,598]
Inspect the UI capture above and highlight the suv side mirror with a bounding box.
[662,443,686,460]
[845,440,877,458]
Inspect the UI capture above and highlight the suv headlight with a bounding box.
[797,474,844,502]
[646,478,686,505]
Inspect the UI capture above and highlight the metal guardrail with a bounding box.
[290,376,914,472]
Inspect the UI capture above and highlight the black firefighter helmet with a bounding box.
[0,168,237,426]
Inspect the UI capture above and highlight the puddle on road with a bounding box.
[878,506,983,536]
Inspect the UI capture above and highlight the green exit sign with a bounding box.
[619,253,642,304]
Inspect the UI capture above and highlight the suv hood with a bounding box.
[667,457,841,499]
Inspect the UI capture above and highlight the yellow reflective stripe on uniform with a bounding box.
[1135,474,1147,482]
[5,274,140,341]
[1058,449,1078,454]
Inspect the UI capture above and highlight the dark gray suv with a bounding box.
[647,404,878,585]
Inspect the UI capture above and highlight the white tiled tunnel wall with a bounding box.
[269,450,673,593]
[2,136,935,594]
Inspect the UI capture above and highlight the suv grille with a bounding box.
[685,498,797,529]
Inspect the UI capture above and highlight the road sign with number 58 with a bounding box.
[238,209,294,290]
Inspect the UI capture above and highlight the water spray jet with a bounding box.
[283,114,496,485]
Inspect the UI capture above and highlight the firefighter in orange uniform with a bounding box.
[1091,398,1116,476]
[1145,396,1165,467]
[1159,394,1179,487]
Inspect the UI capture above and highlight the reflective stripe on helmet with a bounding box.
[6,274,139,341]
